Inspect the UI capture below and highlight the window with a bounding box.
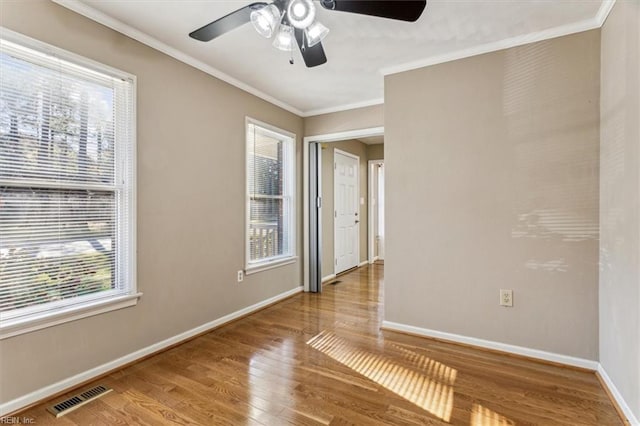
[0,31,137,338]
[246,118,295,272]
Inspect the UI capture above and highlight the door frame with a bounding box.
[368,159,384,264]
[333,148,361,275]
[303,126,384,292]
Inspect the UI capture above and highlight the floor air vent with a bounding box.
[47,385,112,417]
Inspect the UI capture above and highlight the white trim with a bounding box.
[0,179,115,192]
[306,127,385,145]
[303,139,310,291]
[50,0,304,117]
[245,116,296,140]
[382,320,639,424]
[304,98,384,117]
[245,117,297,272]
[380,17,604,76]
[368,161,375,264]
[333,149,361,275]
[596,0,617,26]
[322,274,336,282]
[0,294,142,340]
[245,257,298,275]
[303,127,383,292]
[368,159,384,264]
[597,364,640,426]
[358,260,369,268]
[0,285,303,416]
[51,1,615,116]
[46,0,383,117]
[0,26,136,82]
[381,321,599,370]
[333,148,360,162]
[129,63,139,321]
[0,27,138,341]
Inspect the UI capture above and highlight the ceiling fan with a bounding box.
[189,0,427,68]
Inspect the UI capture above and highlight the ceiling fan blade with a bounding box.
[320,0,426,22]
[294,28,327,68]
[189,2,268,42]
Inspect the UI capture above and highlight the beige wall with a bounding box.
[321,140,370,278]
[600,0,640,420]
[3,0,635,415]
[304,104,384,136]
[0,1,304,404]
[385,30,601,359]
[367,143,384,160]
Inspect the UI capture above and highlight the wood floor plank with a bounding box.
[13,263,623,425]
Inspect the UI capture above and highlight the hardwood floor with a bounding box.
[16,264,622,425]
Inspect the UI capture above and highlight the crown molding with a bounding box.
[381,15,605,76]
[596,0,617,26]
[51,0,305,117]
[52,0,616,116]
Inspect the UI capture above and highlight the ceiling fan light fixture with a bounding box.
[189,0,427,68]
[287,0,316,29]
[273,24,294,51]
[305,21,329,47]
[250,4,280,38]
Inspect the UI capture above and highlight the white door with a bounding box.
[334,150,359,274]
[377,164,385,260]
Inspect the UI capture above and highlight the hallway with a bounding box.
[19,264,621,425]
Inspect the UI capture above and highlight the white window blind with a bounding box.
[246,120,295,269]
[0,33,136,333]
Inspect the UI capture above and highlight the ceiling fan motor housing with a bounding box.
[188,0,427,67]
[320,0,336,10]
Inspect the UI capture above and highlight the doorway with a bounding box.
[303,127,384,292]
[368,160,385,263]
[334,149,360,274]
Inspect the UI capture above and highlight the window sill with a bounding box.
[0,293,143,340]
[245,257,298,275]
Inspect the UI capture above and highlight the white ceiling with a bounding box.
[54,0,610,116]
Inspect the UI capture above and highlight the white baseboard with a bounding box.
[324,261,369,282]
[384,321,638,424]
[597,364,640,425]
[327,262,369,280]
[0,286,303,416]
[381,321,599,370]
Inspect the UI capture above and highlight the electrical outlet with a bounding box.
[500,289,513,307]
[237,270,244,283]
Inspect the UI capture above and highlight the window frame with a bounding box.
[245,117,297,274]
[0,28,139,339]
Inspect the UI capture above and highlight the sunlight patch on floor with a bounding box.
[391,343,457,386]
[470,403,515,426]
[307,330,457,422]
